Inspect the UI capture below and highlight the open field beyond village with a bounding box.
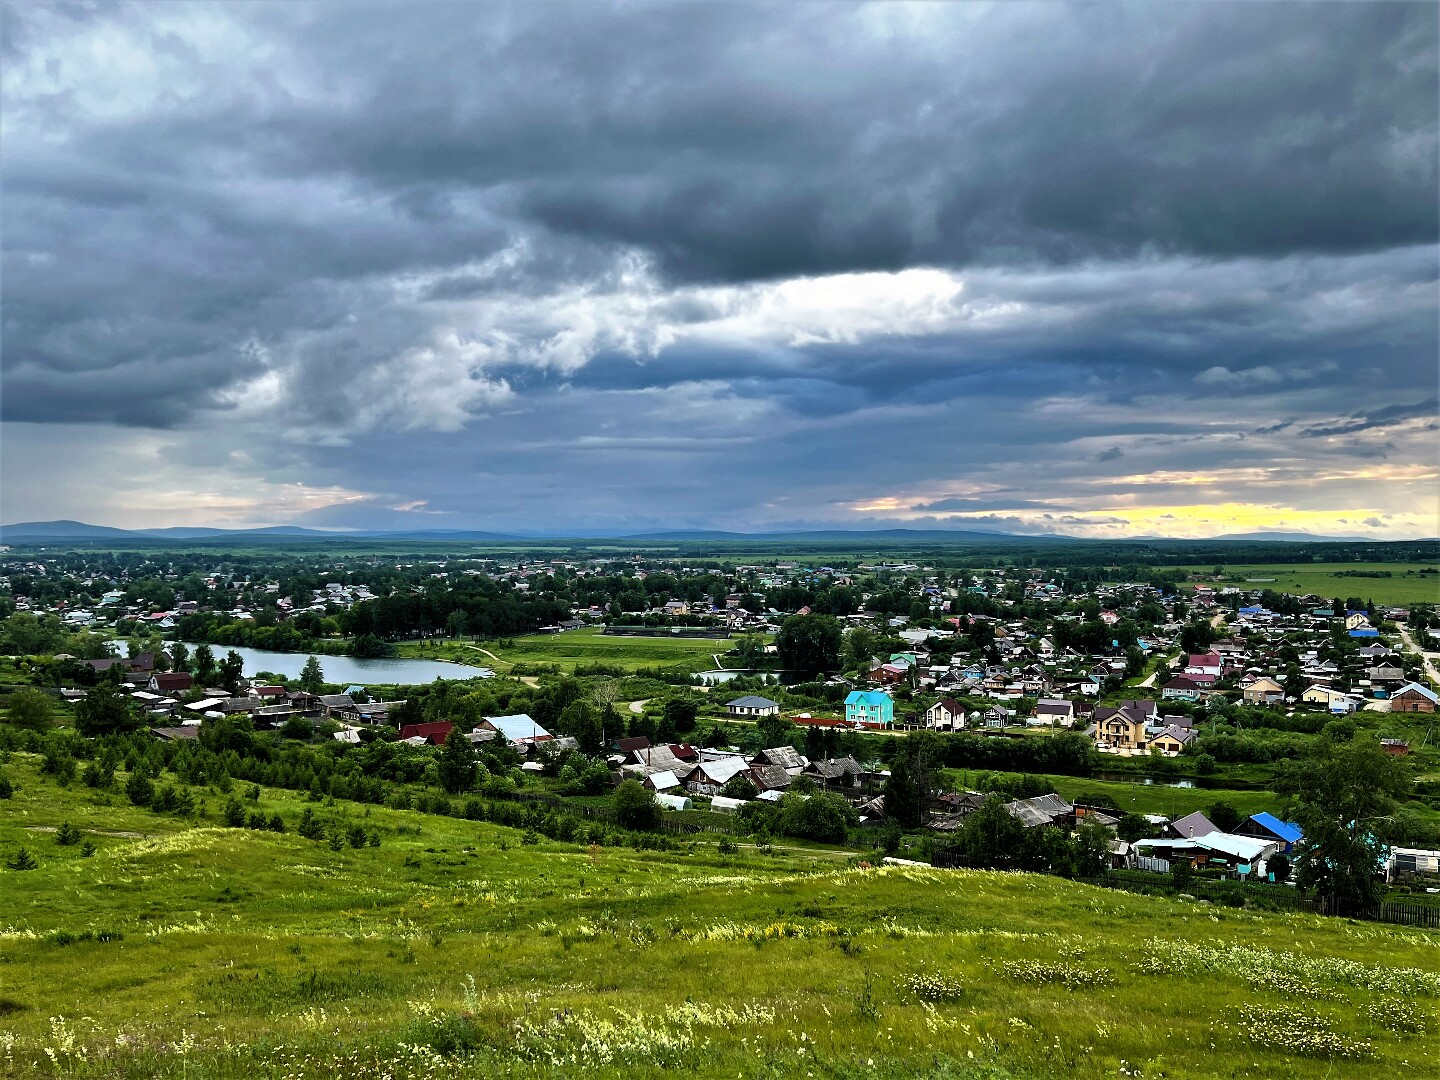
[3,755,1440,1080]
[398,628,728,675]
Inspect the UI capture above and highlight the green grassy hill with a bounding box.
[1,755,1438,1079]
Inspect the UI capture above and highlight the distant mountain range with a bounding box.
[0,518,1400,546]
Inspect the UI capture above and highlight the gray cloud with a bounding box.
[1,2,1436,534]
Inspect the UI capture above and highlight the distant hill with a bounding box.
[0,518,1418,547]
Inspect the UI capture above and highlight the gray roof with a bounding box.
[727,695,780,709]
[485,713,553,742]
[1170,810,1216,838]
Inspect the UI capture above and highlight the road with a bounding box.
[1398,624,1440,685]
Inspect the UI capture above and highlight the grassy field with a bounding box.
[398,627,731,673]
[3,756,1440,1079]
[1184,563,1440,607]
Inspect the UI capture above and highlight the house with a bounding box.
[803,756,863,787]
[726,695,780,718]
[844,690,894,729]
[1391,683,1439,714]
[1235,812,1302,854]
[1031,698,1077,727]
[1369,663,1406,687]
[148,672,194,694]
[1092,700,1157,750]
[751,745,806,772]
[1133,832,1278,876]
[399,721,454,745]
[480,713,554,745]
[1184,653,1222,677]
[925,698,966,730]
[1161,676,1207,702]
[1301,685,1358,713]
[318,693,357,717]
[1003,793,1074,829]
[1242,677,1285,705]
[1344,612,1371,630]
[662,600,689,616]
[1166,810,1216,839]
[1148,723,1195,756]
[683,755,751,795]
[1381,738,1411,756]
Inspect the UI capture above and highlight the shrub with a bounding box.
[614,780,662,831]
[900,971,965,1002]
[347,824,368,848]
[54,822,82,846]
[717,836,738,856]
[297,808,325,840]
[125,772,154,808]
[221,798,247,827]
[0,774,12,799]
[6,847,38,871]
[80,840,97,858]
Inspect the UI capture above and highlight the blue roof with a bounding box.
[1348,628,1380,638]
[1238,606,1264,615]
[1248,812,1303,844]
[845,690,892,706]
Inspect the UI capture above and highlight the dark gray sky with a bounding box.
[3,1,1437,536]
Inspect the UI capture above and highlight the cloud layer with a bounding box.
[2,2,1436,536]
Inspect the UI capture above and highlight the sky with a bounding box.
[2,1,1437,539]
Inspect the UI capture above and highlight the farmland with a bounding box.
[397,627,731,674]
[1183,563,1440,607]
[3,755,1440,1080]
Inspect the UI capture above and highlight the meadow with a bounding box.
[938,771,1276,821]
[3,754,1440,1079]
[398,627,731,674]
[1184,563,1440,607]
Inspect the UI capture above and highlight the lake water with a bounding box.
[182,643,493,686]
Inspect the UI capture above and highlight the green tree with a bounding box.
[351,634,394,659]
[169,641,190,674]
[75,684,141,737]
[614,779,661,831]
[193,644,218,687]
[3,687,56,732]
[1278,738,1409,914]
[720,774,759,800]
[883,756,923,828]
[661,696,699,737]
[731,633,767,668]
[125,771,154,807]
[776,791,857,844]
[775,614,842,676]
[1206,801,1243,832]
[55,821,82,846]
[219,650,246,694]
[436,730,478,794]
[6,847,38,871]
[299,655,325,694]
[756,713,795,749]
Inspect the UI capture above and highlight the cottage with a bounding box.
[804,756,863,787]
[726,695,780,718]
[398,721,454,745]
[1161,676,1206,702]
[1031,698,1077,727]
[924,697,966,730]
[845,690,894,729]
[1235,812,1303,854]
[1242,677,1285,705]
[148,671,194,694]
[1166,811,1217,839]
[1392,682,1439,714]
[683,755,751,795]
[1147,724,1195,756]
[1092,700,1157,750]
[480,713,554,745]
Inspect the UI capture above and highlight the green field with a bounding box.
[3,756,1440,1079]
[1185,563,1440,607]
[398,627,731,673]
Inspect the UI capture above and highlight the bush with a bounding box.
[124,772,154,807]
[614,780,662,832]
[221,798,247,827]
[0,774,13,799]
[54,822,82,846]
[6,847,38,871]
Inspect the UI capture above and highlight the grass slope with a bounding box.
[2,756,1440,1079]
[1182,563,1440,607]
[398,627,729,674]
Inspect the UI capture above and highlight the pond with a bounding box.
[181,643,493,686]
[1092,771,1265,791]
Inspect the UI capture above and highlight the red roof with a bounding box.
[400,721,455,744]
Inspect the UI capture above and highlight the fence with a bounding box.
[1377,901,1440,929]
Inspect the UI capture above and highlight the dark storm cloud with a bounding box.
[1,2,1436,533]
[1297,398,1440,437]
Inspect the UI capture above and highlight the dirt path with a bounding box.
[1398,624,1440,685]
[629,699,649,714]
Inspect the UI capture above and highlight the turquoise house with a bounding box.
[845,689,894,729]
